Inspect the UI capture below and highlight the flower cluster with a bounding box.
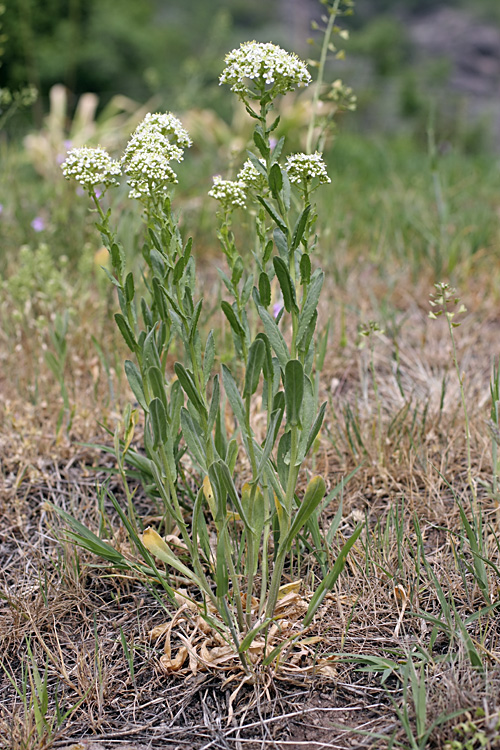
[237,158,268,192]
[121,112,192,199]
[61,146,122,192]
[220,41,311,99]
[208,176,247,210]
[285,152,331,185]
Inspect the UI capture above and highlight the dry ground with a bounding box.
[1,267,499,749]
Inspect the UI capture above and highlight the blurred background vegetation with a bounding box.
[1,0,500,371]
[2,0,500,144]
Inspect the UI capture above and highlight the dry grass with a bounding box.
[1,266,499,750]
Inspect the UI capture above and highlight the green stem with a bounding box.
[306,0,342,155]
[265,425,299,620]
[446,314,477,510]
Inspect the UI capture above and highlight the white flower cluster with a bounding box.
[285,152,331,185]
[61,146,122,191]
[122,112,192,199]
[237,158,268,192]
[208,176,247,210]
[220,41,311,97]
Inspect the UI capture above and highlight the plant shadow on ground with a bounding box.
[1,263,500,749]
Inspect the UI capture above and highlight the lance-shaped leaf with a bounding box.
[124,360,148,411]
[300,253,311,285]
[208,460,253,532]
[222,365,246,427]
[180,407,207,472]
[208,373,220,432]
[143,327,162,371]
[299,401,327,461]
[256,305,290,369]
[124,271,135,303]
[203,331,215,386]
[273,227,288,259]
[149,397,168,449]
[259,271,271,308]
[243,338,266,398]
[303,524,364,627]
[269,163,283,199]
[221,300,245,338]
[256,408,283,478]
[247,150,267,177]
[281,475,326,553]
[297,270,324,346]
[257,196,287,234]
[174,362,207,420]
[273,256,298,314]
[147,365,167,411]
[284,359,304,427]
[142,527,205,588]
[253,129,270,158]
[110,242,125,277]
[114,314,136,352]
[291,204,311,253]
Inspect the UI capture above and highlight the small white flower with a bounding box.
[237,158,267,191]
[208,176,247,210]
[61,146,121,190]
[122,112,192,198]
[285,152,331,185]
[220,41,311,98]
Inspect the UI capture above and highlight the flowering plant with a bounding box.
[58,28,360,672]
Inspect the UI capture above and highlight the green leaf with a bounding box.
[208,374,220,431]
[256,306,290,369]
[269,163,283,199]
[256,333,274,382]
[258,272,271,308]
[100,265,121,288]
[222,365,246,427]
[277,431,291,491]
[143,327,162,371]
[149,397,168,449]
[273,256,298,314]
[203,331,215,387]
[231,255,244,286]
[263,239,274,264]
[189,300,204,344]
[272,135,285,159]
[253,129,270,158]
[299,401,327,461]
[146,366,167,410]
[110,243,125,276]
[221,300,245,338]
[247,151,267,177]
[256,408,282,477]
[303,524,363,627]
[282,475,327,553]
[124,360,148,411]
[124,272,135,303]
[114,314,136,352]
[243,339,266,398]
[284,359,304,427]
[172,256,186,284]
[174,362,207,420]
[273,227,289,259]
[208,460,253,531]
[239,618,273,653]
[180,407,207,472]
[297,270,324,346]
[291,205,311,252]
[299,253,311,285]
[257,196,287,234]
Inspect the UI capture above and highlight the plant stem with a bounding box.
[306,0,342,155]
